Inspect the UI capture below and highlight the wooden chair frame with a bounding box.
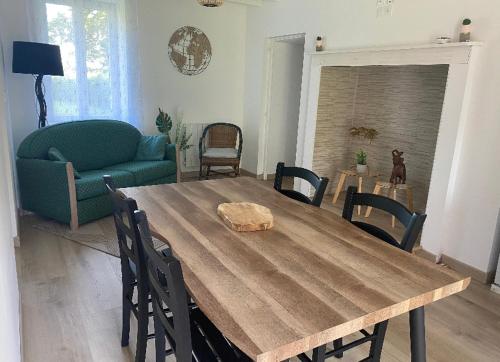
[198,123,243,180]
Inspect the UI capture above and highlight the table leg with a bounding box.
[365,183,382,218]
[410,307,427,362]
[312,345,326,362]
[332,172,347,204]
[391,188,397,228]
[357,176,363,215]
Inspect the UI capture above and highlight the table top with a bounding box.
[122,177,470,362]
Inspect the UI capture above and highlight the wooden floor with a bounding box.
[17,182,500,361]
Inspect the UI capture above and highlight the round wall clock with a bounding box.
[168,26,212,76]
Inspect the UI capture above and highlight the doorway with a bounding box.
[260,33,305,179]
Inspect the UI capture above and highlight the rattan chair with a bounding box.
[199,123,243,180]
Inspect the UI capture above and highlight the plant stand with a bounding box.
[332,168,381,215]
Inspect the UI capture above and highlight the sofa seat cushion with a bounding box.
[104,160,176,185]
[203,148,238,159]
[76,169,135,201]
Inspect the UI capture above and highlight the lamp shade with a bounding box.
[12,41,64,76]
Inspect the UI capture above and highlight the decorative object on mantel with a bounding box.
[435,37,451,44]
[168,26,212,76]
[217,202,274,232]
[390,149,407,185]
[316,36,324,52]
[12,41,64,128]
[198,0,224,7]
[349,126,379,143]
[155,108,173,143]
[460,18,472,42]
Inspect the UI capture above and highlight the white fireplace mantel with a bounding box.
[296,42,482,260]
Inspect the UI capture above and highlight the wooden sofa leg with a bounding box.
[66,163,79,231]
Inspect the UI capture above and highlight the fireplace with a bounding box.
[314,64,449,212]
[296,42,482,259]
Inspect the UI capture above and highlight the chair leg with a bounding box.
[153,313,166,362]
[121,284,133,347]
[135,287,150,362]
[206,165,211,180]
[199,163,203,180]
[368,321,389,362]
[121,263,134,347]
[333,338,343,358]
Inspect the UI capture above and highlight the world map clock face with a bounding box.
[168,26,212,76]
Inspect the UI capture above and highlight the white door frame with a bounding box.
[257,33,306,180]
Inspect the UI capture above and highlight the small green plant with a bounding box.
[463,18,471,26]
[155,108,173,143]
[356,149,367,165]
[173,119,193,152]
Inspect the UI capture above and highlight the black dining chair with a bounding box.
[104,175,174,362]
[274,162,329,207]
[314,185,427,362]
[134,210,252,362]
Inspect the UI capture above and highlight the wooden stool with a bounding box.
[332,168,381,215]
[365,181,414,228]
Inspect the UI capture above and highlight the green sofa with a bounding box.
[17,120,179,229]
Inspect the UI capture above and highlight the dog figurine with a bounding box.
[390,149,406,185]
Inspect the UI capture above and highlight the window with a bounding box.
[37,0,137,123]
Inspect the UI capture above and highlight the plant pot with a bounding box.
[356,164,368,174]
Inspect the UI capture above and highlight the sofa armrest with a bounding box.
[164,143,177,162]
[164,143,181,183]
[16,158,77,226]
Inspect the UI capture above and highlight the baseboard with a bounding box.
[491,284,500,294]
[240,169,257,178]
[413,248,494,285]
[413,247,439,263]
[441,254,496,285]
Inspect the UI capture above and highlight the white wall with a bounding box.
[266,40,303,174]
[138,0,247,135]
[0,0,247,148]
[0,39,21,362]
[242,0,500,274]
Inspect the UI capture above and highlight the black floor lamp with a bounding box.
[12,41,64,128]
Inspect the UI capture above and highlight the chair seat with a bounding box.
[203,148,238,159]
[76,169,135,201]
[104,160,176,185]
[279,189,312,205]
[189,308,251,362]
[351,221,400,248]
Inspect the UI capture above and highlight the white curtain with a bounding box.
[28,0,143,128]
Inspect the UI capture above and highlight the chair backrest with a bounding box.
[199,123,243,158]
[103,175,147,286]
[134,210,193,362]
[342,186,427,252]
[274,162,329,207]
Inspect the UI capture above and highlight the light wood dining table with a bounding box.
[122,177,470,362]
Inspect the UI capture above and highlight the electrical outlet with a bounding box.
[376,0,394,17]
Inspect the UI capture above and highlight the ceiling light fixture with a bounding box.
[198,0,224,7]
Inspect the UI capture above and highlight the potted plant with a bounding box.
[155,108,173,143]
[355,150,368,174]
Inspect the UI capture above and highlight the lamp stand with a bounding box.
[34,74,47,128]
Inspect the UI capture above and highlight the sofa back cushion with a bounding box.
[17,120,142,171]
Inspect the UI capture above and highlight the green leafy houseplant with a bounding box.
[356,150,367,165]
[173,119,193,152]
[155,108,173,143]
